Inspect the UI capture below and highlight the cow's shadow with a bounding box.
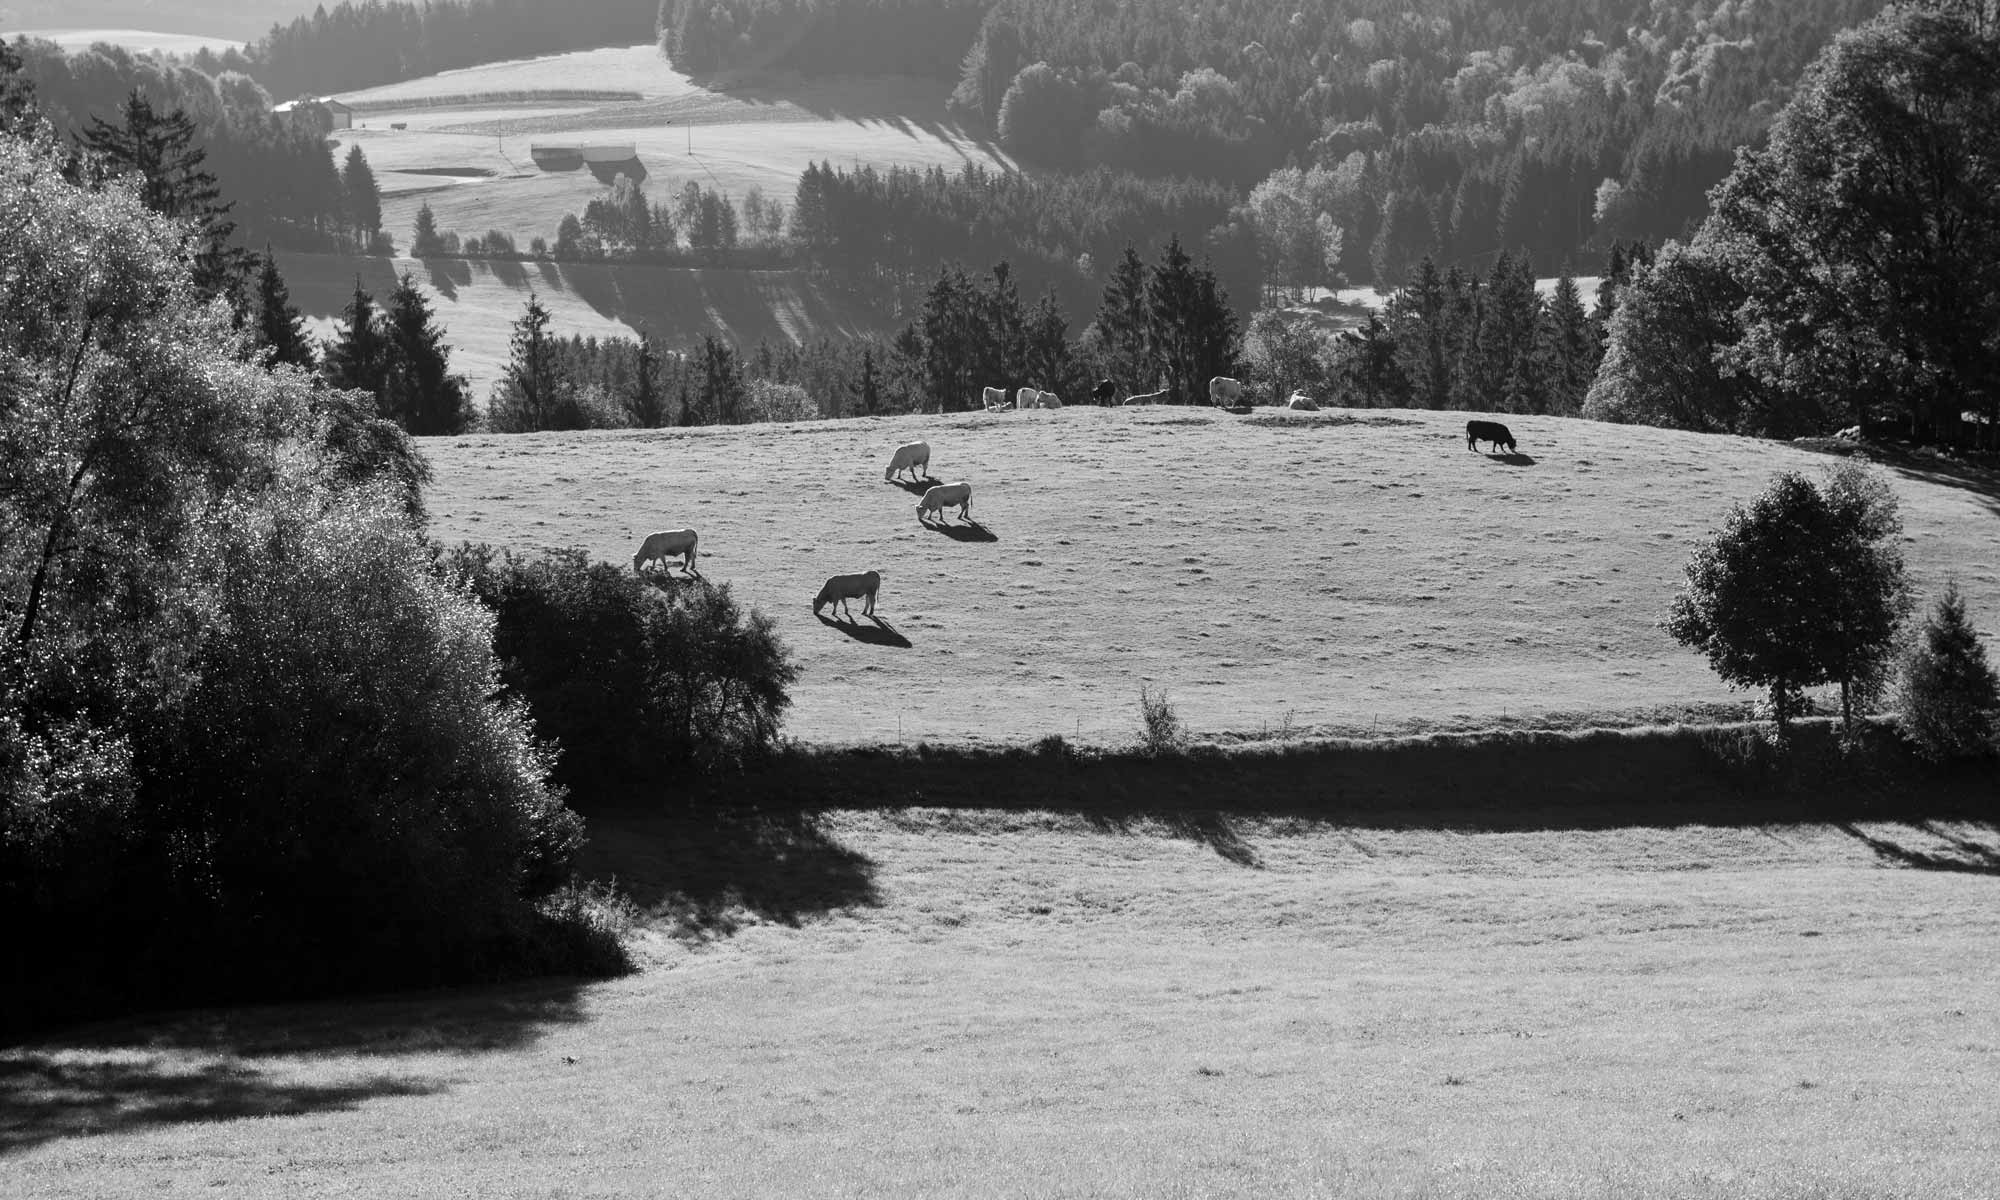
[886,476,940,495]
[921,518,998,543]
[817,613,913,648]
[1486,452,1537,466]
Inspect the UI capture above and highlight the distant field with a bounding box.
[2,28,244,54]
[10,810,1998,1197]
[327,46,1015,248]
[275,251,901,398]
[1,2,303,43]
[418,408,2000,746]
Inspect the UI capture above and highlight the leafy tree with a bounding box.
[1665,464,1911,735]
[410,201,444,257]
[1898,583,2000,761]
[382,273,471,436]
[1692,6,2000,440]
[1244,310,1328,405]
[1,37,38,132]
[253,252,315,371]
[1336,314,1409,408]
[340,145,382,244]
[997,62,1092,164]
[1584,240,1767,432]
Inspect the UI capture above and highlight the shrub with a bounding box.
[747,378,819,423]
[1899,583,2000,762]
[1137,684,1185,754]
[444,546,799,800]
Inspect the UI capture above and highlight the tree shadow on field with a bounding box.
[1085,808,1263,868]
[921,518,997,543]
[0,978,592,1155]
[1488,452,1537,466]
[817,613,912,647]
[423,256,471,300]
[1795,438,2000,520]
[1837,820,2000,875]
[583,808,881,941]
[886,475,939,495]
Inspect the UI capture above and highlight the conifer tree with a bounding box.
[696,335,747,425]
[1542,269,1597,415]
[381,273,469,436]
[320,280,389,400]
[1899,584,2000,761]
[852,346,881,417]
[253,252,315,371]
[340,145,382,246]
[410,201,444,258]
[491,293,576,431]
[1092,244,1150,393]
[80,92,245,298]
[626,334,670,428]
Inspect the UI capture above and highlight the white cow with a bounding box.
[884,440,931,482]
[982,386,1010,410]
[1035,390,1063,409]
[917,481,973,523]
[1209,376,1244,407]
[1286,390,1319,411]
[1015,386,1042,411]
[633,528,698,575]
[813,569,881,619]
[1124,389,1168,405]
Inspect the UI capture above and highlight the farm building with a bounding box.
[273,97,354,130]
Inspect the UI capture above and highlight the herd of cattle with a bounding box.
[631,396,1520,621]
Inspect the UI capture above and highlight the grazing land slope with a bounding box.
[419,407,2000,746]
[10,806,1998,1198]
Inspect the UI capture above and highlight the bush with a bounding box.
[747,378,819,423]
[444,546,799,800]
[1137,684,1185,754]
[1899,584,2000,762]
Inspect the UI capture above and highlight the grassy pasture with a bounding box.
[417,407,2000,746]
[1,3,300,43]
[7,782,1997,1198]
[328,46,1014,255]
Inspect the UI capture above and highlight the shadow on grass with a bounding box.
[1794,436,2000,519]
[0,1057,443,1155]
[1490,452,1537,466]
[886,475,939,495]
[1837,820,2000,874]
[1085,808,1262,868]
[582,808,881,941]
[817,613,911,647]
[921,518,997,543]
[0,977,594,1155]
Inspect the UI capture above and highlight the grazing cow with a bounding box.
[1091,379,1116,405]
[884,440,931,482]
[1286,390,1319,411]
[633,528,698,575]
[1209,376,1244,407]
[1124,389,1168,405]
[1015,386,1040,411]
[917,481,973,523]
[813,569,881,619]
[1466,419,1517,454]
[982,385,1010,410]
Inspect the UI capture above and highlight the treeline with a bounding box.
[5,37,378,252]
[190,0,657,101]
[657,0,986,77]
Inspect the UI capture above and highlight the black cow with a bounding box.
[1091,378,1116,405]
[1466,419,1516,454]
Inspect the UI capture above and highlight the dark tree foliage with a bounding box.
[0,37,37,132]
[252,251,315,371]
[625,333,671,428]
[321,281,391,399]
[383,273,473,436]
[411,201,445,258]
[660,0,985,77]
[12,38,351,251]
[490,293,587,432]
[1145,236,1239,405]
[1665,464,1910,735]
[340,145,383,244]
[1899,583,2000,762]
[238,0,660,99]
[444,546,800,795]
[78,91,252,299]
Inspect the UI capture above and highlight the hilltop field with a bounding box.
[332,45,1014,254]
[420,406,2000,747]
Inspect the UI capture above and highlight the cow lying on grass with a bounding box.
[1466,419,1516,454]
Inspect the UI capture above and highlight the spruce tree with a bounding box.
[626,334,670,428]
[1092,244,1150,393]
[1542,269,1596,416]
[320,280,389,401]
[341,145,382,246]
[410,201,444,258]
[381,273,470,435]
[853,346,881,417]
[1145,235,1202,403]
[80,92,245,298]
[697,335,747,425]
[253,252,315,371]
[1022,289,1074,396]
[1899,584,2000,761]
[491,293,576,431]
